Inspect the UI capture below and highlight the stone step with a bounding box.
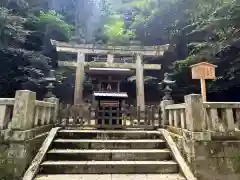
[47,149,172,161]
[35,174,186,180]
[52,139,166,149]
[39,161,179,174]
[57,130,162,140]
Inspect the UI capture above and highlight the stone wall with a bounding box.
[0,125,53,180]
[161,94,240,180]
[170,132,240,180]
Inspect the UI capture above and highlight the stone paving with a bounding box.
[35,174,185,180]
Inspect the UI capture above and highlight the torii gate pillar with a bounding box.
[74,52,85,105]
[136,54,145,110]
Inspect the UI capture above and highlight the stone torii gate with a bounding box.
[51,40,170,110]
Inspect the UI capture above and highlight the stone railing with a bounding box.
[1,90,60,130]
[164,103,186,129]
[162,94,240,138]
[204,102,240,132]
[0,98,14,130]
[34,100,56,127]
[0,90,59,179]
[161,94,240,180]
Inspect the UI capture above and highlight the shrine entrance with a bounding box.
[94,92,127,128]
[86,66,132,128]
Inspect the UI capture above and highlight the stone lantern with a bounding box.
[159,73,176,100]
[44,70,57,98]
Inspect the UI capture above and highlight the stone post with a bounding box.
[11,90,36,130]
[107,54,114,63]
[45,97,59,124]
[74,52,85,105]
[160,100,174,127]
[184,94,205,131]
[0,104,9,129]
[135,54,145,111]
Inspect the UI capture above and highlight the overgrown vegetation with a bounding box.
[1,0,240,101]
[0,0,72,98]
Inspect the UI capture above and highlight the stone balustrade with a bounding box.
[165,103,186,129]
[0,98,14,130]
[0,90,59,130]
[161,94,240,180]
[0,90,59,179]
[162,94,240,138]
[203,102,240,132]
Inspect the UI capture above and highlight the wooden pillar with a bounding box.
[135,54,145,110]
[74,52,85,105]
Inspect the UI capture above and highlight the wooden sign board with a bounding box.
[191,62,217,80]
[190,62,217,102]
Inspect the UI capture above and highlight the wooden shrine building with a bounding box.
[51,40,170,111]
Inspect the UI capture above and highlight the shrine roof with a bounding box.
[93,92,128,98]
[51,40,170,56]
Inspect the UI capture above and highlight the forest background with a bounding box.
[1,0,239,103]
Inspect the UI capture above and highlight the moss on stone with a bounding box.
[232,153,240,172]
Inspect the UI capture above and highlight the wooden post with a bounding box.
[190,62,217,102]
[74,52,85,105]
[200,78,206,102]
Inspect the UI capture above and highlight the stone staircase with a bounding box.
[34,130,187,180]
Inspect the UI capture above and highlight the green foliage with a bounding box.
[0,1,72,99]
[0,7,27,47]
[1,0,240,100]
[104,14,135,44]
[0,48,50,97]
[100,0,240,97]
[38,10,73,39]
